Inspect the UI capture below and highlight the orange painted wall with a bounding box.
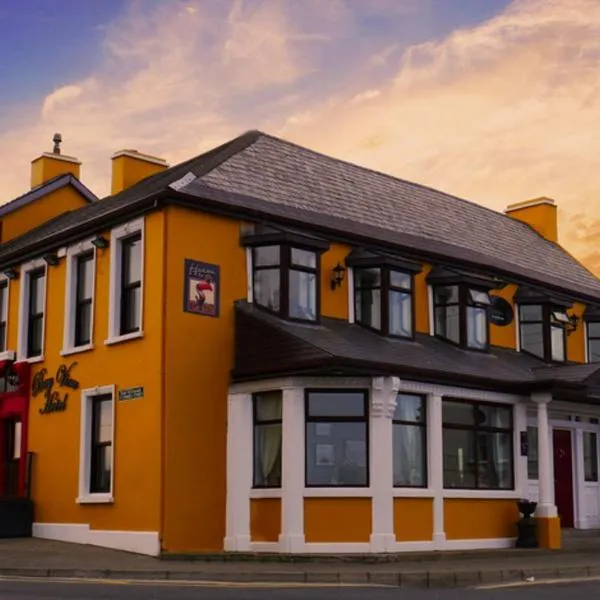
[250,498,281,542]
[414,263,432,334]
[2,185,90,242]
[26,212,165,533]
[321,242,351,320]
[489,284,518,349]
[444,499,518,540]
[304,498,371,543]
[567,301,586,363]
[161,206,247,552]
[393,498,433,542]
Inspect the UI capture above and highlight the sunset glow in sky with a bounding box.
[1,0,599,267]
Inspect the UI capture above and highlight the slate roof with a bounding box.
[233,301,600,397]
[1,130,600,304]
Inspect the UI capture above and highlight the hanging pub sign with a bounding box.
[32,362,79,415]
[183,259,220,317]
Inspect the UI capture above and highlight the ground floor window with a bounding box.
[393,393,427,487]
[305,389,368,487]
[442,399,513,490]
[584,431,599,482]
[79,385,115,500]
[253,391,282,488]
[527,426,539,480]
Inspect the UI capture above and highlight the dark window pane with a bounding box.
[75,301,92,346]
[442,401,474,425]
[527,426,538,479]
[121,286,141,333]
[90,395,113,495]
[434,285,459,305]
[94,401,113,444]
[584,432,598,482]
[588,322,600,338]
[477,405,511,429]
[254,246,280,267]
[393,423,426,486]
[356,287,381,330]
[77,254,94,301]
[0,323,6,353]
[390,271,411,289]
[590,339,600,363]
[306,421,367,486]
[291,248,316,268]
[27,316,43,358]
[521,322,544,357]
[435,304,460,343]
[289,270,316,321]
[122,235,142,285]
[477,431,513,489]
[520,304,543,321]
[443,428,476,488]
[394,394,425,422]
[29,271,45,315]
[355,267,381,289]
[389,291,412,336]
[467,305,487,349]
[253,269,280,311]
[307,391,366,418]
[551,325,565,362]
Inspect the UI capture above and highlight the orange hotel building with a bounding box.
[0,131,600,555]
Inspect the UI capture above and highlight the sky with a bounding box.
[1,0,599,269]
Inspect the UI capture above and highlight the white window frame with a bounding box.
[62,239,97,356]
[0,275,11,354]
[77,384,116,504]
[17,259,47,363]
[105,217,145,345]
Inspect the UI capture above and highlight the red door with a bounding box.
[553,429,574,528]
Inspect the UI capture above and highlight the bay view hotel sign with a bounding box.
[31,362,79,414]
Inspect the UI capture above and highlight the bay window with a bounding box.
[305,390,368,487]
[587,319,600,363]
[433,285,492,350]
[519,304,569,363]
[442,399,513,490]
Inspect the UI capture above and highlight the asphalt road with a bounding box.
[2,578,600,599]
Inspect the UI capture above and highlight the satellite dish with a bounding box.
[488,296,514,327]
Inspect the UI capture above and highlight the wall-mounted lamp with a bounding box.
[330,262,346,290]
[91,235,109,249]
[3,268,18,280]
[566,314,580,336]
[43,253,60,266]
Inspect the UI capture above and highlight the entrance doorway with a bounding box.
[2,420,21,498]
[553,429,574,528]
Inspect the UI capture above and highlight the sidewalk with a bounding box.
[1,537,600,588]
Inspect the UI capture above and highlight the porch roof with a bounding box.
[233,301,600,401]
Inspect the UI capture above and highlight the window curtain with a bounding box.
[258,396,282,484]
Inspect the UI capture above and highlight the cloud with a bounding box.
[2,0,600,274]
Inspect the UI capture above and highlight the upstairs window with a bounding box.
[120,234,142,335]
[433,285,492,350]
[519,304,568,363]
[354,267,413,338]
[252,245,320,322]
[27,269,46,359]
[588,321,600,363]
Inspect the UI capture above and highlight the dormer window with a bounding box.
[433,285,492,350]
[347,248,421,338]
[583,306,600,363]
[427,266,499,351]
[243,225,329,323]
[516,287,572,363]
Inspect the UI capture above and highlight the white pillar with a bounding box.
[428,393,445,546]
[278,387,305,552]
[574,428,586,529]
[369,376,400,552]
[224,392,253,551]
[532,392,557,518]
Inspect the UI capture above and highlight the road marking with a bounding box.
[476,575,600,590]
[0,575,389,589]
